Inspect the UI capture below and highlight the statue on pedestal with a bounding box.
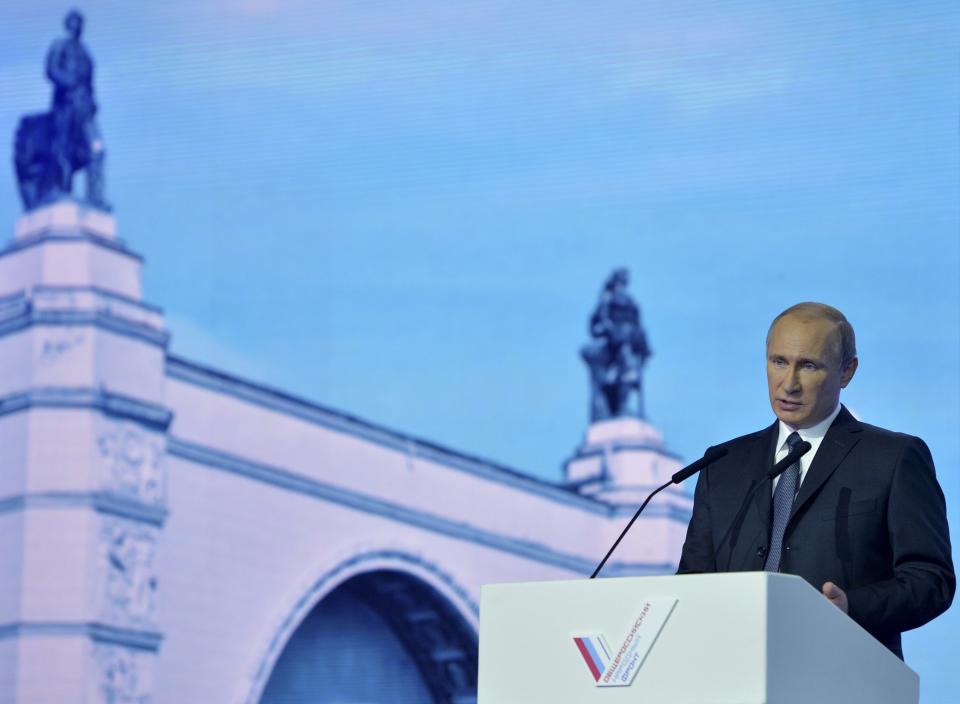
[581,268,652,421]
[13,10,111,211]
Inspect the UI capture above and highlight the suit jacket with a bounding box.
[677,406,955,658]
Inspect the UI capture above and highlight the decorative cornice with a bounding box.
[168,437,680,576]
[567,440,683,463]
[0,388,172,431]
[0,621,162,651]
[166,356,614,517]
[0,491,167,526]
[0,291,29,317]
[0,307,168,347]
[0,229,143,261]
[32,284,164,314]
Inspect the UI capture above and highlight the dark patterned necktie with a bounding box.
[764,432,802,571]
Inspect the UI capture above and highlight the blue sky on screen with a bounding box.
[1,0,958,695]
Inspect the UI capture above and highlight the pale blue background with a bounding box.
[1,1,957,699]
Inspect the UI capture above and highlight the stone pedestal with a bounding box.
[565,417,690,509]
[0,201,168,703]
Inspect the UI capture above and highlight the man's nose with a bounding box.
[783,365,801,393]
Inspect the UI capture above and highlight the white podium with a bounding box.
[478,572,918,703]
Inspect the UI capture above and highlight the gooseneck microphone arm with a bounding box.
[711,440,812,566]
[589,445,729,579]
[589,481,670,580]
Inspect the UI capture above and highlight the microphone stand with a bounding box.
[589,446,729,579]
[590,478,672,579]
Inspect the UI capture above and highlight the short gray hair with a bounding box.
[767,302,857,369]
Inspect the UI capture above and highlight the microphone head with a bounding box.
[767,439,812,479]
[670,445,730,484]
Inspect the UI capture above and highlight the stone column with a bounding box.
[0,201,169,703]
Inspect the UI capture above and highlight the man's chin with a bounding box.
[772,402,807,427]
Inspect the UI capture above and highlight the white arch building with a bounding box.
[0,203,692,703]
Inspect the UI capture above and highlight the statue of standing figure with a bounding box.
[14,10,111,211]
[581,268,652,422]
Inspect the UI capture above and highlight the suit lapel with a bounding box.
[725,421,778,570]
[788,406,861,523]
[751,421,779,525]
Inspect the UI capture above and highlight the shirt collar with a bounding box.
[776,402,842,451]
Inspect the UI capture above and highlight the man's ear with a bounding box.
[840,357,858,388]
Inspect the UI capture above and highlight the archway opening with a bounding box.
[260,569,477,703]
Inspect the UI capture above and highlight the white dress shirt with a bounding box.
[772,402,842,494]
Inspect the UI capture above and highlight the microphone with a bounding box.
[671,445,730,484]
[712,439,812,565]
[767,440,811,479]
[589,445,729,579]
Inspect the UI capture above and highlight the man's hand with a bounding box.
[822,581,848,613]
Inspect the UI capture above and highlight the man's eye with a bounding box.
[802,362,818,371]
[771,358,786,367]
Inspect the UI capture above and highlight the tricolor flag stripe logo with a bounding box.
[571,598,678,688]
[572,636,610,681]
[572,638,601,681]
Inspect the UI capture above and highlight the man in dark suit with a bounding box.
[678,302,954,658]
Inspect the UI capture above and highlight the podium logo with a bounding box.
[572,597,677,687]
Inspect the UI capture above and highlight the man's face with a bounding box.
[766,314,857,429]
